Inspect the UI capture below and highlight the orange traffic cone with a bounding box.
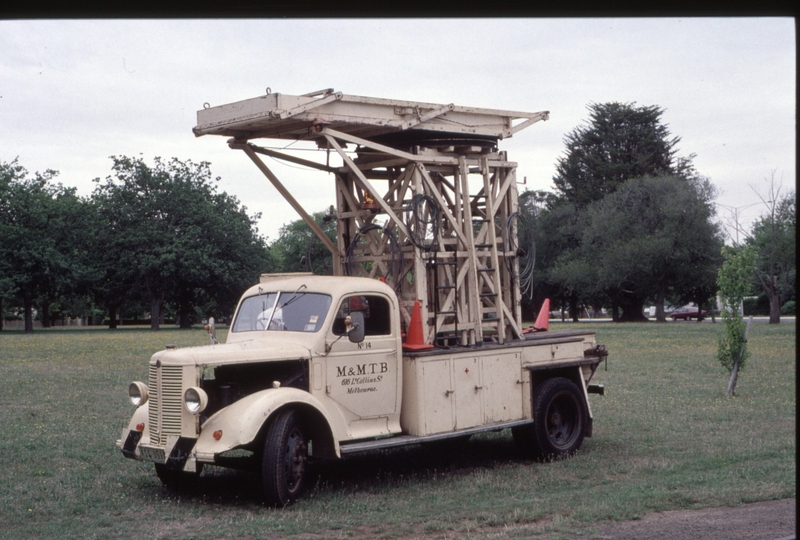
[533,298,550,332]
[403,300,434,351]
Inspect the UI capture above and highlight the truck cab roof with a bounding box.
[243,273,398,300]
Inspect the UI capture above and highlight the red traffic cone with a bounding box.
[403,300,434,351]
[533,298,550,332]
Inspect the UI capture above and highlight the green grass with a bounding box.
[0,321,794,539]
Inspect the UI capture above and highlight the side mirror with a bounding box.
[347,311,365,343]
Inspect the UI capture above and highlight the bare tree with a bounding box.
[746,171,796,324]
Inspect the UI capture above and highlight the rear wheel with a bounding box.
[515,377,587,460]
[262,409,309,506]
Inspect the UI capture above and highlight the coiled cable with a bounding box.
[404,193,440,251]
[503,212,536,299]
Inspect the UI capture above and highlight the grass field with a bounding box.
[0,321,794,539]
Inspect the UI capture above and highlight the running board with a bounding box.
[339,419,534,455]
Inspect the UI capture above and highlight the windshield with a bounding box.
[231,291,332,333]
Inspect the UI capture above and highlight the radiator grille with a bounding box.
[148,364,184,446]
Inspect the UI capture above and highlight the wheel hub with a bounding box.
[285,431,308,490]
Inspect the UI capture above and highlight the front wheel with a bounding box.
[515,377,587,460]
[262,409,309,506]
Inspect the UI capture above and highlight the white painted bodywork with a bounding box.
[117,274,603,466]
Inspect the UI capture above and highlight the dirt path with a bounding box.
[332,498,797,539]
[574,498,796,540]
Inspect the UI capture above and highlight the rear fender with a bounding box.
[194,387,345,459]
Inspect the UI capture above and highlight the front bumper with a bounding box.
[117,429,200,472]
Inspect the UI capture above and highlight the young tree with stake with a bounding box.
[716,245,757,396]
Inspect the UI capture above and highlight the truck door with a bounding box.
[325,294,401,422]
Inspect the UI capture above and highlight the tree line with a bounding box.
[2,102,794,331]
[524,102,724,322]
[1,155,272,332]
[521,102,794,323]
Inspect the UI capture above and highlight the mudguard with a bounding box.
[116,404,149,452]
[193,387,347,461]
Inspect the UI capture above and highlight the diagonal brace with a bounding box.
[236,143,339,257]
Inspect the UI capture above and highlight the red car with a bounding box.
[670,307,707,321]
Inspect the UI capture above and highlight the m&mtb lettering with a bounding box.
[336,362,389,378]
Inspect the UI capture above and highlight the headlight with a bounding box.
[184,387,208,414]
[128,381,149,407]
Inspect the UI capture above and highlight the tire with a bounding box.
[262,409,309,506]
[154,463,201,489]
[520,377,587,460]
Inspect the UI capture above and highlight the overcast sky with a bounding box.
[1,18,795,243]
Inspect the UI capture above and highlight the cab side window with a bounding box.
[332,295,392,336]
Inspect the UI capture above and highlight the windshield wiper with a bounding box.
[264,284,307,330]
[277,284,308,310]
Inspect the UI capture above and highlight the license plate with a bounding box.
[138,445,166,463]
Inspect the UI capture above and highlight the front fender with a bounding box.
[194,387,345,460]
[116,404,149,448]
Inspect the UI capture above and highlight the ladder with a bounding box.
[432,254,459,347]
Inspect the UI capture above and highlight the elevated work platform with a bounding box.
[194,88,548,143]
[194,89,548,347]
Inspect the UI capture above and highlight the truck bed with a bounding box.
[402,329,609,377]
[394,330,605,439]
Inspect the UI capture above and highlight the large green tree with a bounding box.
[550,175,723,322]
[83,195,136,329]
[0,158,93,332]
[91,156,272,330]
[517,190,589,322]
[541,102,720,322]
[553,102,690,207]
[269,210,337,275]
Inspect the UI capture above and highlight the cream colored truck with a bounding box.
[117,272,607,506]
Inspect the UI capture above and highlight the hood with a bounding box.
[150,338,312,368]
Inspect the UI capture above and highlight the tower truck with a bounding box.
[116,89,608,506]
